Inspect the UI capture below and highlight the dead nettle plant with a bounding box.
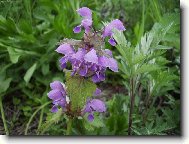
[42,7,126,135]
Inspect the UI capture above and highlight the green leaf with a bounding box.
[134,64,160,76]
[84,114,104,131]
[155,45,172,50]
[0,78,12,94]
[24,63,37,83]
[65,71,96,111]
[13,97,21,105]
[132,54,146,65]
[41,64,49,75]
[38,109,62,135]
[7,47,22,63]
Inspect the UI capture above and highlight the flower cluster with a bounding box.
[48,81,106,121]
[56,7,125,83]
[47,81,67,113]
[48,7,125,122]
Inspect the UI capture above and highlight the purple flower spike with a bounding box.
[84,49,98,64]
[108,38,116,46]
[73,25,81,33]
[77,7,92,18]
[56,44,74,55]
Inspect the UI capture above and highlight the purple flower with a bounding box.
[73,7,93,33]
[103,19,126,46]
[47,81,67,113]
[56,44,75,55]
[83,99,106,122]
[84,49,98,64]
[77,7,92,18]
[93,88,101,96]
[56,44,118,82]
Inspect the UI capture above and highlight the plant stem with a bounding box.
[25,101,50,135]
[0,96,9,135]
[37,108,44,131]
[128,78,135,135]
[66,118,72,135]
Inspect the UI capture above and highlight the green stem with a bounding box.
[37,108,44,131]
[25,101,50,135]
[66,118,72,135]
[0,96,9,135]
[128,78,135,135]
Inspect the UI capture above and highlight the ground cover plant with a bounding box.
[0,0,180,135]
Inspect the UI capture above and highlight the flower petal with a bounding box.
[53,99,66,108]
[79,65,88,76]
[48,90,63,101]
[72,48,86,61]
[104,49,113,57]
[77,7,92,18]
[92,74,100,83]
[81,19,92,28]
[84,49,98,64]
[108,58,118,72]
[50,81,63,90]
[73,25,81,33]
[103,19,125,38]
[59,56,69,69]
[88,99,106,112]
[108,38,116,46]
[93,88,101,96]
[111,19,126,31]
[98,56,109,67]
[51,105,58,113]
[55,44,74,55]
[88,113,94,122]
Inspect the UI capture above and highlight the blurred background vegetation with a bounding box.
[0,0,180,135]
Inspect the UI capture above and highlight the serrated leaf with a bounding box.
[132,54,146,65]
[134,64,160,76]
[84,114,104,131]
[38,109,62,134]
[24,63,37,83]
[65,71,96,111]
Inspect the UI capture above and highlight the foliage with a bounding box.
[0,0,180,135]
[65,71,96,111]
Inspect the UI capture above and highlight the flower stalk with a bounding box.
[66,118,73,135]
